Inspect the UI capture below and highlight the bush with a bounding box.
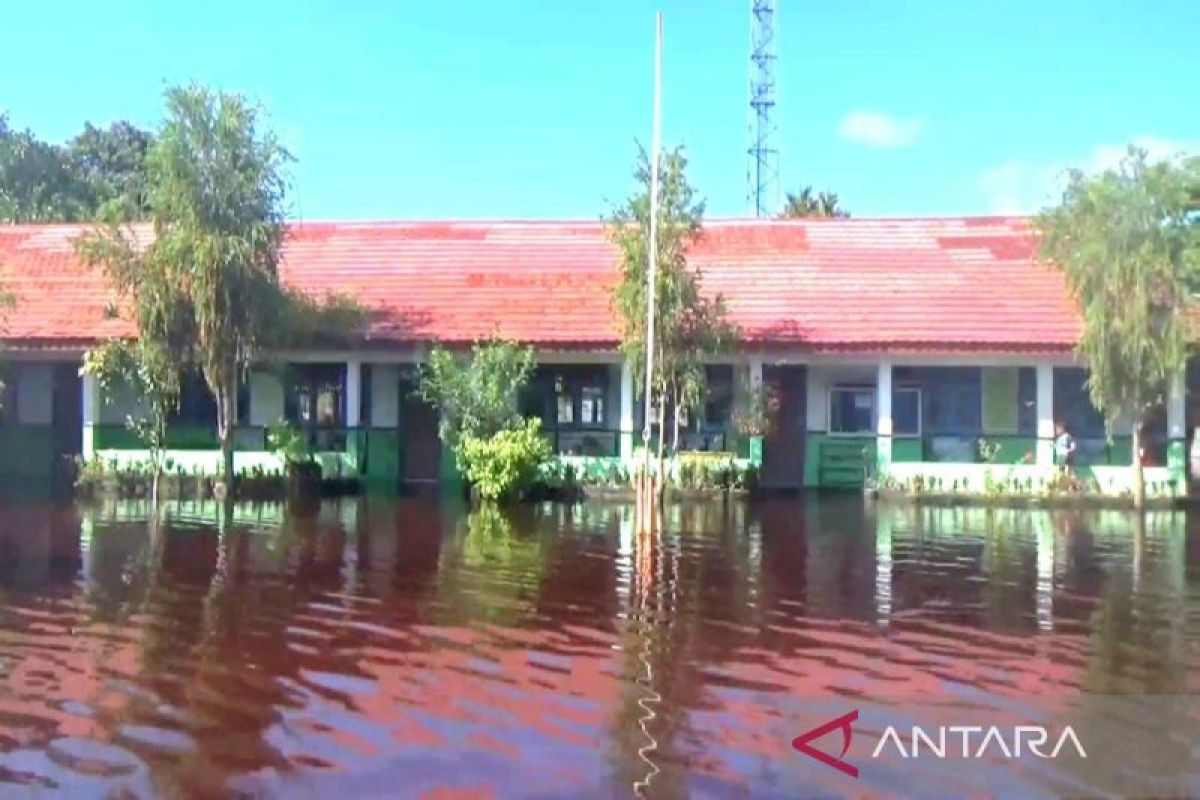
[458,418,552,502]
[673,452,757,492]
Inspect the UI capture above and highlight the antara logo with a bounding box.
[791,710,859,778]
[793,711,1088,778]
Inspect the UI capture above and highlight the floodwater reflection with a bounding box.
[0,495,1193,797]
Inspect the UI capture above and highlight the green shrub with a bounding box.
[672,452,756,492]
[266,421,312,466]
[458,418,552,502]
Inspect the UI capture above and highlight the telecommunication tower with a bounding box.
[747,0,779,217]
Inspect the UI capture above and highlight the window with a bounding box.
[702,365,734,428]
[172,370,217,426]
[893,387,921,436]
[1053,368,1105,437]
[830,386,874,434]
[556,392,574,425]
[580,385,605,425]
[922,367,982,434]
[286,365,346,428]
[540,366,609,429]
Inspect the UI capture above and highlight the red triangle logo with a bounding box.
[792,709,859,778]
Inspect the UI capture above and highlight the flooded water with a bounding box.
[0,495,1196,798]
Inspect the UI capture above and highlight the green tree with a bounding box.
[0,115,87,222]
[0,115,155,222]
[608,145,735,460]
[68,121,155,219]
[82,338,181,503]
[418,339,537,451]
[780,185,849,218]
[77,198,192,501]
[418,339,545,501]
[146,85,290,485]
[1037,147,1200,508]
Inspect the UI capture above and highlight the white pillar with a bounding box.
[1168,369,1185,440]
[876,361,893,469]
[1167,368,1186,484]
[1036,363,1055,465]
[748,354,764,390]
[81,371,99,461]
[345,359,362,428]
[619,358,634,460]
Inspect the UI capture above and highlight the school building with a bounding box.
[0,216,1192,496]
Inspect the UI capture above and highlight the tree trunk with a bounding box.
[656,393,666,498]
[1132,420,1146,510]
[671,386,681,454]
[218,379,235,492]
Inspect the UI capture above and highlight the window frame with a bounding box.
[828,384,876,436]
[893,386,922,437]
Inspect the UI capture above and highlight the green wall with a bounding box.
[804,433,876,489]
[365,428,402,488]
[0,426,56,479]
[892,437,922,462]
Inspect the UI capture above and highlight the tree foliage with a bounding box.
[607,145,736,452]
[82,338,181,502]
[418,339,546,501]
[780,186,849,218]
[148,85,291,482]
[77,85,292,484]
[417,339,537,451]
[69,121,155,219]
[458,418,551,502]
[1037,146,1200,506]
[0,114,154,222]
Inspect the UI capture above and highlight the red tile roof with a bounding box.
[0,217,1080,354]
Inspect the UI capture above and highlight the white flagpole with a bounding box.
[641,12,663,506]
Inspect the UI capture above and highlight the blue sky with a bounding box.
[1,1,1195,220]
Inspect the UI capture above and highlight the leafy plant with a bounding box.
[418,338,537,452]
[267,421,313,467]
[732,381,776,437]
[458,418,552,502]
[607,145,737,462]
[82,338,181,503]
[977,438,1002,464]
[1037,146,1200,508]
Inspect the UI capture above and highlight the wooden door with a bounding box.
[399,376,441,485]
[761,365,807,489]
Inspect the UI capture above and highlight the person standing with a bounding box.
[1054,421,1077,468]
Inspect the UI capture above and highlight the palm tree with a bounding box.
[780,186,849,218]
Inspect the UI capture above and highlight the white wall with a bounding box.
[15,364,54,425]
[370,364,401,428]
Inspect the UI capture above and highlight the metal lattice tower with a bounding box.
[747,0,779,217]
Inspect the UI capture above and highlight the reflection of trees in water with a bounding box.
[1056,512,1191,797]
[80,498,359,795]
[1082,512,1187,694]
[432,503,552,627]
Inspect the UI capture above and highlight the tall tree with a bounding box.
[77,206,192,502]
[1037,147,1200,508]
[780,186,849,219]
[0,114,155,222]
[146,85,290,485]
[68,121,155,219]
[0,115,87,222]
[608,145,735,462]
